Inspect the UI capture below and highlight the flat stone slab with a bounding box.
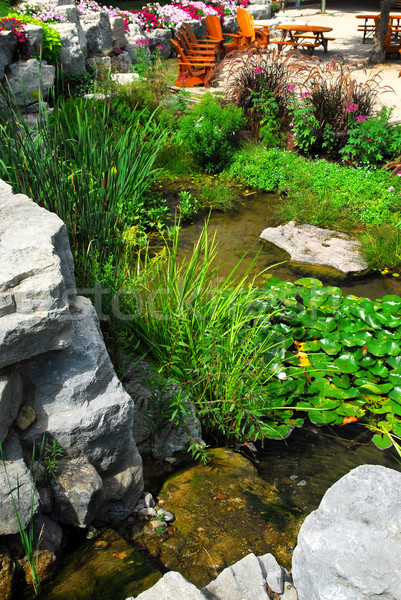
[260,221,368,276]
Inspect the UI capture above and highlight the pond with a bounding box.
[20,192,401,598]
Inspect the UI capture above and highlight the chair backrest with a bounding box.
[182,22,199,45]
[176,30,192,53]
[237,7,255,40]
[205,15,223,41]
[171,38,189,62]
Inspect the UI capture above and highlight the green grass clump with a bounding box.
[225,144,401,267]
[0,0,9,17]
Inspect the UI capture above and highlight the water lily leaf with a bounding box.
[333,354,359,373]
[359,382,393,396]
[376,312,401,328]
[332,374,350,389]
[318,336,342,355]
[369,363,389,378]
[294,277,323,288]
[341,332,372,347]
[385,401,401,417]
[388,370,401,385]
[392,422,401,437]
[289,418,304,427]
[367,339,401,357]
[336,404,365,417]
[266,423,292,439]
[381,295,401,312]
[309,396,340,410]
[358,355,376,368]
[293,327,306,340]
[372,433,393,450]
[337,317,371,333]
[302,340,320,352]
[386,356,401,368]
[309,353,340,373]
[309,410,342,425]
[389,387,401,404]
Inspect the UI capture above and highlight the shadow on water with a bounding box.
[177,191,401,300]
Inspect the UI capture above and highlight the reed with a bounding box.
[117,223,281,444]
[0,438,45,596]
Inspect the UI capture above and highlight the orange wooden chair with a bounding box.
[181,22,221,52]
[175,29,217,57]
[204,15,242,54]
[236,7,269,49]
[171,38,217,87]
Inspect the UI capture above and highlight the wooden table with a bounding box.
[271,24,334,55]
[356,13,401,44]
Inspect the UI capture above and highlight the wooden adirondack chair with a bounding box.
[236,7,268,49]
[171,38,217,87]
[181,22,221,51]
[204,15,242,54]
[175,29,216,57]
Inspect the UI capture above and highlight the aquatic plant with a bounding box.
[0,438,45,596]
[0,95,167,286]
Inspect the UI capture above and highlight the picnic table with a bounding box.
[356,13,401,46]
[270,24,334,55]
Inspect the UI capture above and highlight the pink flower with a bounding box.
[254,67,263,74]
[301,92,310,98]
[346,104,357,112]
[389,186,395,191]
[288,84,295,91]
[356,115,367,122]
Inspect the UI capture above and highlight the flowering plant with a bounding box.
[0,17,29,55]
[17,2,67,23]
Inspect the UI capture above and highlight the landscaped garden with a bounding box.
[2,0,401,458]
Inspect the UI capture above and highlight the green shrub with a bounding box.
[340,107,401,166]
[8,11,62,63]
[179,93,245,173]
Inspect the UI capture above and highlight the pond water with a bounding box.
[177,191,401,300]
[22,193,401,598]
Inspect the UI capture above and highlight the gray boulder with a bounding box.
[53,23,86,74]
[24,295,138,475]
[110,16,127,49]
[245,5,271,19]
[56,5,87,55]
[0,433,39,536]
[146,28,173,59]
[202,553,272,600]
[50,456,103,527]
[129,571,208,600]
[0,187,75,370]
[222,16,239,34]
[0,372,23,443]
[3,58,55,105]
[292,464,401,600]
[80,11,115,56]
[24,25,44,58]
[260,221,368,276]
[0,30,17,80]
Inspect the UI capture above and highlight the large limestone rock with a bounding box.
[50,456,103,527]
[24,25,44,58]
[80,11,115,56]
[260,221,368,276]
[3,59,55,105]
[0,186,75,370]
[53,23,86,75]
[129,571,208,600]
[0,372,23,443]
[246,5,271,19]
[202,552,289,600]
[110,16,127,49]
[57,4,87,54]
[0,433,39,535]
[292,464,401,600]
[0,30,17,80]
[145,28,173,59]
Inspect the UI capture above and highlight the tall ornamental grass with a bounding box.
[0,96,167,285]
[116,224,283,444]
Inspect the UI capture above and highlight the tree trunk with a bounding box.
[369,0,392,64]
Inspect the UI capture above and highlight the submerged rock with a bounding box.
[260,222,368,276]
[38,529,161,600]
[292,464,401,600]
[131,448,303,587]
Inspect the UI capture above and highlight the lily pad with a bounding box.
[333,354,359,374]
[372,433,393,450]
[366,339,401,357]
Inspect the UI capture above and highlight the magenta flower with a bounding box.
[346,104,357,112]
[301,92,310,98]
[254,67,263,74]
[356,115,367,122]
[288,84,296,91]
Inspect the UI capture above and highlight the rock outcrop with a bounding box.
[292,464,401,600]
[260,221,368,276]
[0,179,143,539]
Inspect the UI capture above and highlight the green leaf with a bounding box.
[318,336,342,355]
[302,340,321,352]
[358,355,376,368]
[294,277,323,288]
[309,410,342,425]
[369,362,389,378]
[386,356,401,368]
[341,331,372,347]
[367,339,401,357]
[372,433,393,450]
[332,374,350,389]
[333,354,359,373]
[359,382,393,396]
[389,387,401,404]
